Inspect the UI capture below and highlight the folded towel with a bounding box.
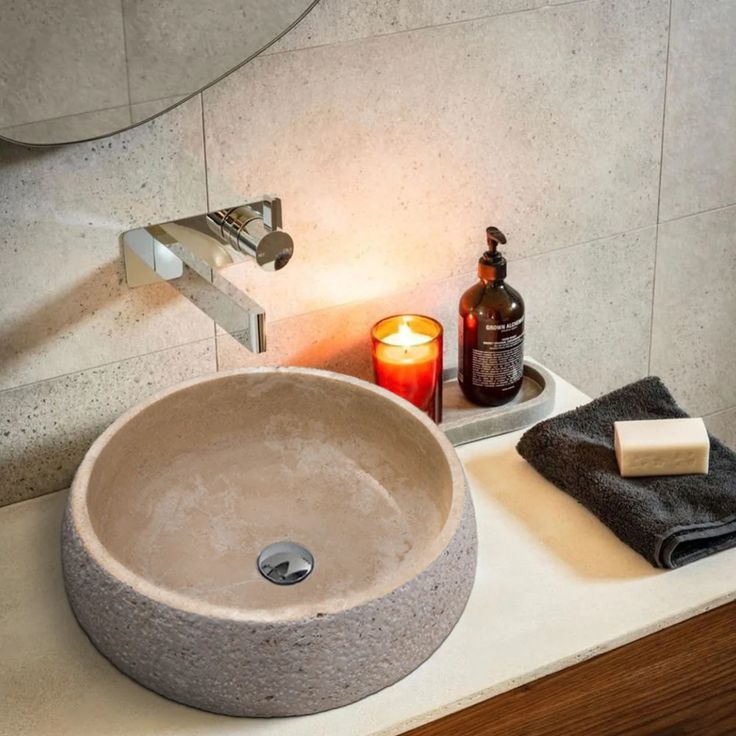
[516,376,736,568]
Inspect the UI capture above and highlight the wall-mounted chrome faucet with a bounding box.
[122,196,293,353]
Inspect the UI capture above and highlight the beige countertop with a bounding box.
[3,372,736,736]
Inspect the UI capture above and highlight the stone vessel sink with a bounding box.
[62,367,477,717]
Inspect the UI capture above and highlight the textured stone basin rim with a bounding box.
[62,367,477,717]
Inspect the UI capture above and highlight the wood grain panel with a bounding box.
[404,601,736,736]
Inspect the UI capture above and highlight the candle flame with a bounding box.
[382,321,433,347]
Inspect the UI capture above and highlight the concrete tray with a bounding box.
[441,362,556,446]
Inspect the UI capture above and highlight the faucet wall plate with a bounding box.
[123,228,184,287]
[122,196,292,354]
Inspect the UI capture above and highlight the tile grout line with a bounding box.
[508,222,657,265]
[220,222,662,339]
[658,199,736,226]
[134,91,191,106]
[0,336,215,398]
[200,93,211,213]
[647,0,674,377]
[119,0,134,126]
[0,486,68,513]
[1,91,213,137]
[199,92,220,372]
[265,0,597,59]
[1,101,135,134]
[704,404,736,419]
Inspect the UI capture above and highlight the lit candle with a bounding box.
[371,315,443,423]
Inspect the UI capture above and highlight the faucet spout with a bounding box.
[121,196,292,354]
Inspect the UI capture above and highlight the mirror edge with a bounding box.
[0,0,321,148]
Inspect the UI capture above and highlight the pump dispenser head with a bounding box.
[479,226,507,281]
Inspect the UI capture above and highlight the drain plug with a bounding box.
[257,541,314,585]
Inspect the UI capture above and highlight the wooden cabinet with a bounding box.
[405,601,736,736]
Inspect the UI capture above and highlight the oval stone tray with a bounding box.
[441,361,556,446]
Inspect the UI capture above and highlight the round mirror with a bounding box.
[0,1,319,146]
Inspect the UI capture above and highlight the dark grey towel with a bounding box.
[516,377,736,568]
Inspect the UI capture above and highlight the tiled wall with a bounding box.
[1,0,734,506]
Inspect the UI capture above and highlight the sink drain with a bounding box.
[257,541,314,585]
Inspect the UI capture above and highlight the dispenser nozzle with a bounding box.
[486,226,507,253]
[479,226,508,281]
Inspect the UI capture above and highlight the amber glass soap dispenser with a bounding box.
[458,226,525,406]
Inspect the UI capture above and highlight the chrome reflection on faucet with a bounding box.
[122,196,293,353]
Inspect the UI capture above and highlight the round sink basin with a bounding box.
[62,367,477,717]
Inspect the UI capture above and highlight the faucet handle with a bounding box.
[261,196,282,231]
[203,197,292,270]
[239,195,282,231]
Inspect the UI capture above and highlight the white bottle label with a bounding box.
[472,315,524,389]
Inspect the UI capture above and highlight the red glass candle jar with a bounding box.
[371,314,443,423]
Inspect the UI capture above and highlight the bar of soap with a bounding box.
[614,417,710,477]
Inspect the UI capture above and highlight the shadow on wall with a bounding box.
[0,262,128,376]
[0,137,59,164]
[2,431,91,508]
[288,334,373,381]
[0,139,134,379]
[226,324,374,381]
